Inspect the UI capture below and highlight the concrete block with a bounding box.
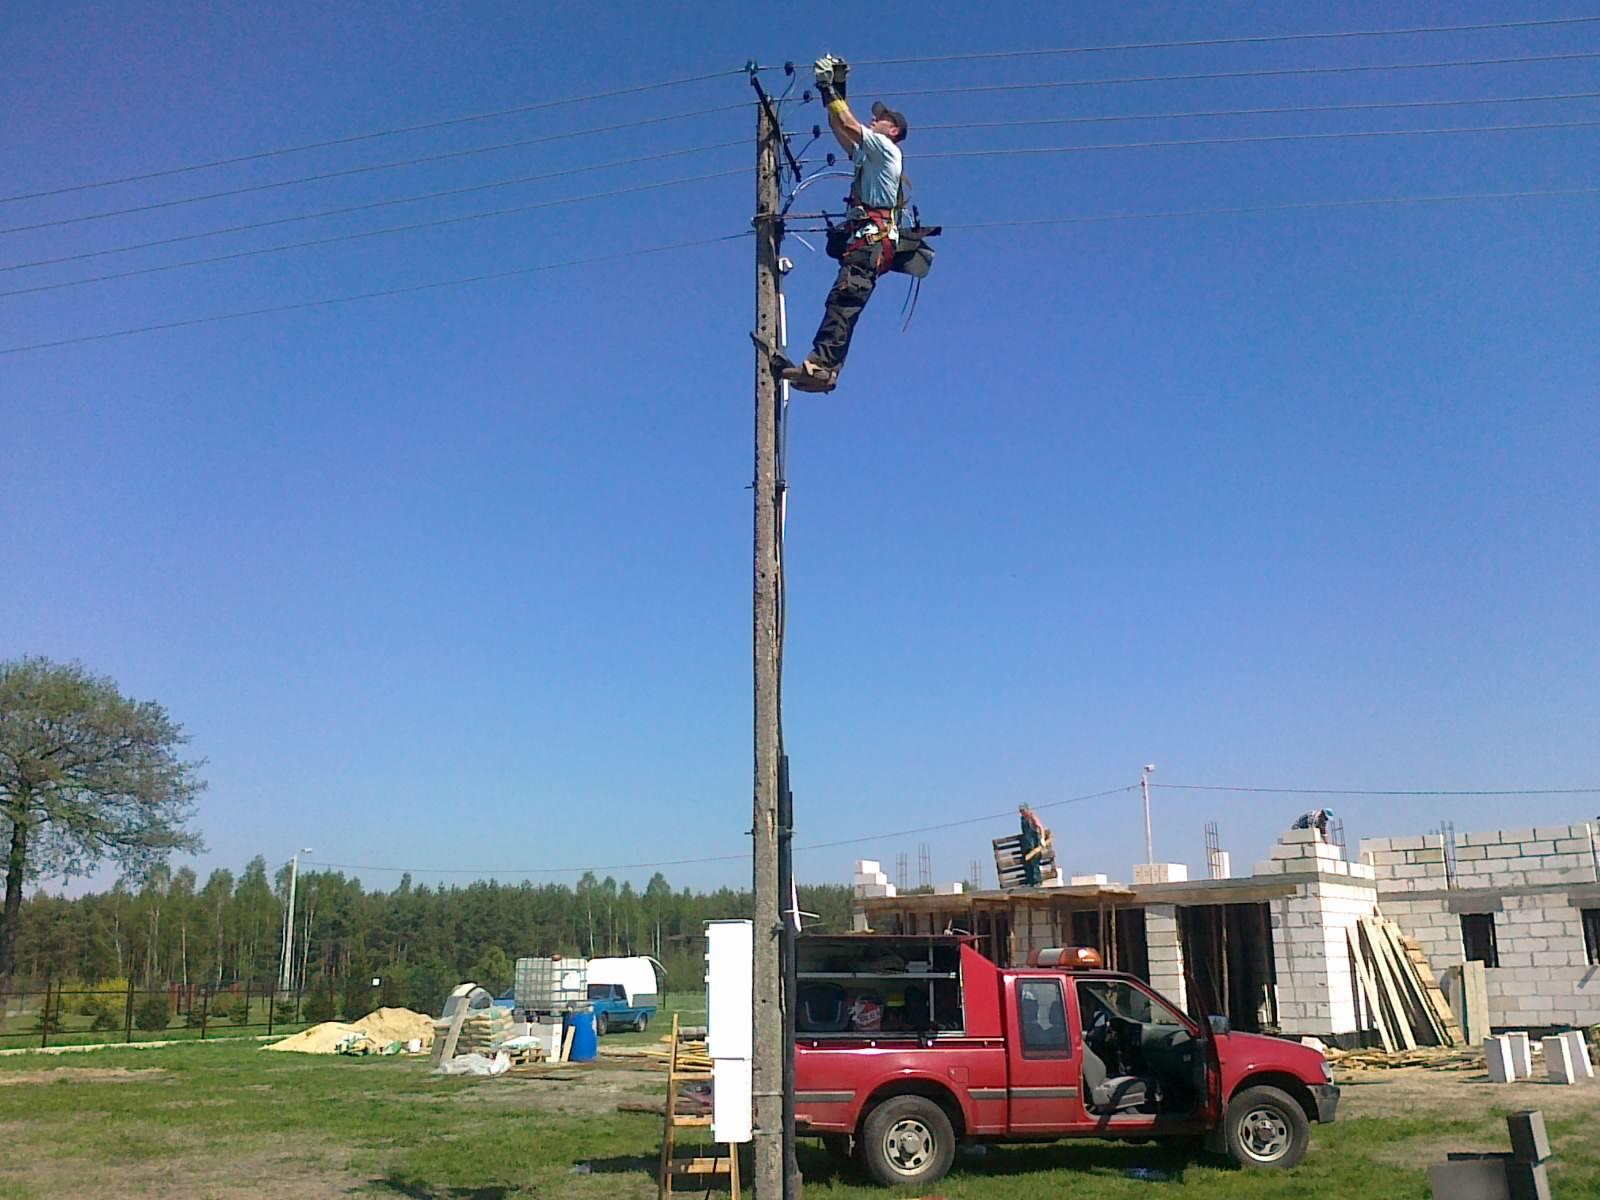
[1487,844,1522,859]
[1252,860,1285,876]
[1554,837,1592,854]
[1133,862,1188,884]
[1533,952,1574,968]
[1561,1031,1594,1080]
[1349,862,1378,880]
[1522,996,1555,1012]
[1280,828,1323,844]
[1532,826,1575,843]
[1461,830,1505,847]
[1485,1036,1516,1083]
[1427,1158,1512,1200]
[853,860,881,876]
[1504,1161,1554,1200]
[935,882,964,895]
[1392,836,1426,851]
[1457,846,1490,861]
[1412,848,1447,864]
[1210,850,1232,879]
[853,883,895,898]
[1518,841,1557,857]
[1069,873,1108,886]
[1500,830,1537,844]
[1542,1035,1580,1084]
[1506,1032,1533,1078]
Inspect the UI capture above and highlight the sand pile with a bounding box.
[355,1008,436,1045]
[265,1021,365,1053]
[264,1007,435,1054]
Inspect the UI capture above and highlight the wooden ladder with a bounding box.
[658,1013,738,1199]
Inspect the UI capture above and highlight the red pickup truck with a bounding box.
[793,935,1337,1188]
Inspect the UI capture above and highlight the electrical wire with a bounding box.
[0,170,750,298]
[885,51,1600,101]
[856,15,1600,68]
[0,69,760,205]
[0,104,748,234]
[1154,784,1600,797]
[933,186,1600,233]
[297,785,1141,876]
[919,89,1600,132]
[0,231,751,356]
[0,151,748,274]
[915,118,1600,162]
[0,139,746,238]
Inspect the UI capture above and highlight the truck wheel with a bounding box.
[1224,1086,1310,1169]
[636,1013,649,1033]
[859,1096,956,1188]
[595,1012,608,1037]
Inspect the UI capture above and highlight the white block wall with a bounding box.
[1269,878,1379,1037]
[1145,905,1187,1012]
[1360,824,1600,1030]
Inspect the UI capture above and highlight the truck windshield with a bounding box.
[1077,980,1185,1028]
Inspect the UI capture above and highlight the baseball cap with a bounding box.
[871,100,909,142]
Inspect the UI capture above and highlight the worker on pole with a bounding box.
[780,54,909,394]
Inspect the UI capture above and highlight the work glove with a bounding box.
[832,56,850,98]
[813,54,839,86]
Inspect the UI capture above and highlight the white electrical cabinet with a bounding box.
[704,918,753,1143]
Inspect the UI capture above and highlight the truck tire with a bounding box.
[859,1095,956,1188]
[1224,1085,1310,1169]
[636,1013,649,1033]
[595,1012,609,1037]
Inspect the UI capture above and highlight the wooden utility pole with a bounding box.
[751,83,784,1200]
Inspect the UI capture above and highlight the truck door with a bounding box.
[1003,973,1090,1134]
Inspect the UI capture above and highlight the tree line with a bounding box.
[9,863,853,1016]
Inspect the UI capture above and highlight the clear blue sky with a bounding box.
[4,2,1597,898]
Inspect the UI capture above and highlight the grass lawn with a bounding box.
[3,1024,1598,1198]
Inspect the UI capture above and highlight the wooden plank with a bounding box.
[1463,960,1490,1045]
[1347,928,1395,1053]
[1361,920,1417,1051]
[669,1158,734,1175]
[1397,933,1464,1044]
[1378,921,1445,1046]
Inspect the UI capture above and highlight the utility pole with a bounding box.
[750,72,785,1200]
[278,848,312,993]
[1141,765,1156,865]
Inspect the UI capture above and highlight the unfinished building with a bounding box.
[851,819,1600,1043]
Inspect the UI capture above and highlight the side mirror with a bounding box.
[1208,1014,1230,1036]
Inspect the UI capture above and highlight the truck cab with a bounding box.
[585,982,655,1035]
[793,935,1336,1188]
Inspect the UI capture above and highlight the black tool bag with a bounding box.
[823,222,941,277]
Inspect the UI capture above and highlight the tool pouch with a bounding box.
[889,225,940,278]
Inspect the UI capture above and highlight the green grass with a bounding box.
[2,1028,1597,1199]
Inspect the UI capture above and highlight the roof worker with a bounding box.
[780,54,909,394]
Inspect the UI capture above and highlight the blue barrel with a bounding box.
[565,1009,598,1062]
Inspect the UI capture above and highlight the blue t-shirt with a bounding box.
[851,128,902,212]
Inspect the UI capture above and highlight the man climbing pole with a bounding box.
[780,54,909,394]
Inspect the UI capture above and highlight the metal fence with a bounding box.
[0,980,310,1049]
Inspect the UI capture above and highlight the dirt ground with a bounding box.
[0,1065,168,1087]
[1337,1065,1600,1119]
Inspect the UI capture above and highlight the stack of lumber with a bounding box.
[1347,916,1464,1053]
[603,1035,711,1072]
[1327,1044,1483,1071]
[456,1007,513,1055]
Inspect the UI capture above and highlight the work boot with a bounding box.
[780,357,839,393]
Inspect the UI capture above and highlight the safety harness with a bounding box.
[825,153,940,282]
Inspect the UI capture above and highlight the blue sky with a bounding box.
[3,2,1597,898]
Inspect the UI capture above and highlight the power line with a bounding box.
[0,230,750,356]
[0,69,758,205]
[919,89,1600,132]
[916,118,1600,163]
[0,170,749,298]
[15,185,1600,342]
[1,152,748,275]
[0,104,747,233]
[857,15,1600,68]
[926,186,1600,234]
[0,139,746,238]
[1154,784,1600,797]
[886,51,1600,101]
[298,786,1140,877]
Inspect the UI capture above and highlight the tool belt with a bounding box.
[826,209,940,279]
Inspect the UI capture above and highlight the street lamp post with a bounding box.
[1141,765,1156,865]
[279,848,313,993]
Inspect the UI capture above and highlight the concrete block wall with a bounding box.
[1270,878,1379,1036]
[1254,829,1376,881]
[1361,825,1600,894]
[1145,905,1187,1013]
[1360,825,1600,1031]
